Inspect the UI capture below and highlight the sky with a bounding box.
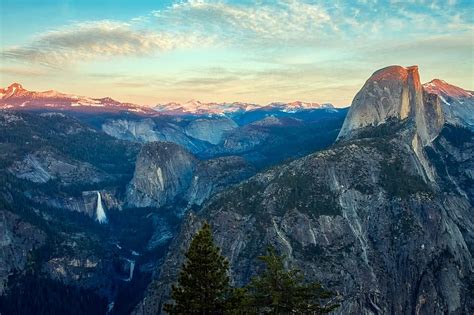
[0,0,473,107]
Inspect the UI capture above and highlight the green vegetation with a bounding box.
[439,124,473,146]
[275,172,342,217]
[241,247,340,314]
[379,156,431,198]
[208,170,341,225]
[0,271,107,315]
[164,224,339,314]
[355,119,410,140]
[164,222,232,314]
[0,111,139,175]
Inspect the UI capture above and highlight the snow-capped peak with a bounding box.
[0,82,154,114]
[423,79,473,98]
[0,83,26,99]
[153,100,333,115]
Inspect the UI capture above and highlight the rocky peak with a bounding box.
[1,83,26,99]
[422,79,474,129]
[126,142,197,208]
[423,79,473,98]
[337,65,444,145]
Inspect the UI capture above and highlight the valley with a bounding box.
[0,90,346,314]
[0,66,472,315]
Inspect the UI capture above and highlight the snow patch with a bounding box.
[439,95,451,106]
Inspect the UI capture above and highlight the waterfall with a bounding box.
[123,259,135,282]
[95,191,107,224]
[106,302,115,314]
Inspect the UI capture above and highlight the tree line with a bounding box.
[163,222,340,314]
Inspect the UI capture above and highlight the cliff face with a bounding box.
[0,210,46,294]
[137,66,473,315]
[100,109,347,170]
[126,141,254,210]
[423,79,474,129]
[184,117,237,145]
[338,66,444,145]
[126,142,197,208]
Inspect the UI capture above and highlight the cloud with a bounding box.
[0,66,47,77]
[1,0,472,103]
[3,0,472,67]
[153,0,334,44]
[2,21,206,66]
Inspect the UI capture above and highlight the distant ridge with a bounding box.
[0,83,336,116]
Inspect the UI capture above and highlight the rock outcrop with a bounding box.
[126,142,197,208]
[137,66,474,315]
[0,210,46,294]
[8,150,109,185]
[184,117,237,145]
[101,118,212,154]
[423,79,474,129]
[126,142,254,210]
[338,66,444,145]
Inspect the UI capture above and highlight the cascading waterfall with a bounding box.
[123,259,135,282]
[95,191,107,224]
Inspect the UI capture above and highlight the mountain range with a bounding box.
[0,83,335,116]
[134,66,474,315]
[0,65,472,315]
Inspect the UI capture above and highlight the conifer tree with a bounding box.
[164,222,231,314]
[243,247,340,314]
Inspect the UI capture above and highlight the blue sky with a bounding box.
[1,0,473,106]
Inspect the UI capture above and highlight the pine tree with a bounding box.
[164,222,231,314]
[243,247,340,314]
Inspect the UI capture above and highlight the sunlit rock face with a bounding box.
[0,83,155,114]
[136,66,474,315]
[338,66,417,138]
[338,65,444,145]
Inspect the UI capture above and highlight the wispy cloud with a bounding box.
[2,21,207,66]
[153,0,334,43]
[3,0,472,67]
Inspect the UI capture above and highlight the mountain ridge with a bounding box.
[1,82,337,115]
[135,65,474,315]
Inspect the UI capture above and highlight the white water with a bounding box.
[123,259,135,282]
[96,191,107,224]
[106,302,115,314]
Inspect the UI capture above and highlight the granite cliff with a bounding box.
[136,66,473,315]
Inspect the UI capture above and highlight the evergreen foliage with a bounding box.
[0,271,107,315]
[240,247,339,314]
[164,222,231,314]
[164,225,340,315]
